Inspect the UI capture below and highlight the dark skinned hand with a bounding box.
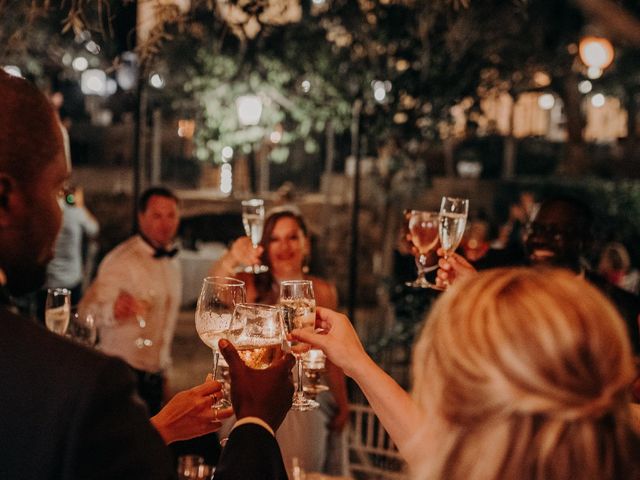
[219,338,296,432]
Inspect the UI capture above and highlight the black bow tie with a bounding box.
[139,234,179,259]
[153,247,179,259]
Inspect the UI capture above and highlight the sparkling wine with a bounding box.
[280,298,316,354]
[439,212,467,253]
[46,306,70,335]
[237,342,284,369]
[409,217,439,254]
[242,213,264,246]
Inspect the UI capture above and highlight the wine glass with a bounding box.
[241,198,268,274]
[45,288,71,335]
[226,303,286,369]
[439,197,469,259]
[279,279,319,411]
[405,210,440,289]
[67,307,98,347]
[134,290,155,349]
[195,276,246,409]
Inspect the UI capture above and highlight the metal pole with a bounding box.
[133,68,148,232]
[151,108,162,185]
[348,99,363,322]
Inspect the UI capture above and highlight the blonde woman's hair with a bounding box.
[412,267,640,480]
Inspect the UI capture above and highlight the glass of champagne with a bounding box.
[439,197,470,289]
[241,198,268,274]
[45,288,71,335]
[405,210,440,289]
[195,276,246,409]
[134,290,155,349]
[279,279,319,411]
[226,303,286,369]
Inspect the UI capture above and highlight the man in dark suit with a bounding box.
[0,71,293,479]
[437,196,640,354]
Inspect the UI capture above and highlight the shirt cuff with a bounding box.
[231,417,275,437]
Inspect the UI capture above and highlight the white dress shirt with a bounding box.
[84,235,181,372]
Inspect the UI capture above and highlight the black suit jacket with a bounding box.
[0,307,176,479]
[214,424,288,480]
[585,271,640,355]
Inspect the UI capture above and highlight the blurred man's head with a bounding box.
[137,187,179,249]
[524,196,592,272]
[0,72,69,295]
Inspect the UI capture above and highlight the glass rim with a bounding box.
[280,279,313,286]
[441,196,469,203]
[202,276,245,287]
[47,287,70,295]
[234,302,280,311]
[241,198,264,207]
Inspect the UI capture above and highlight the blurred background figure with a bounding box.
[598,242,640,295]
[461,219,490,262]
[43,185,99,306]
[81,186,181,416]
[211,208,349,477]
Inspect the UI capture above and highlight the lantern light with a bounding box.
[236,95,263,126]
[591,93,605,108]
[538,93,555,110]
[579,36,614,70]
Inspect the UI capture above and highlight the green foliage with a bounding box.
[185,47,352,164]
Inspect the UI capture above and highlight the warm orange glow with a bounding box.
[177,119,195,139]
[579,36,614,70]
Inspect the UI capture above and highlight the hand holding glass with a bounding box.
[241,198,268,274]
[195,276,246,409]
[438,196,469,289]
[226,303,286,370]
[280,280,319,411]
[439,197,469,258]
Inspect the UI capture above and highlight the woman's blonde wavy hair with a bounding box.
[411,267,640,480]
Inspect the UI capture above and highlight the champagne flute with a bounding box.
[45,288,71,335]
[241,198,268,274]
[226,303,286,369]
[405,210,440,289]
[195,276,246,409]
[279,279,319,411]
[439,197,469,259]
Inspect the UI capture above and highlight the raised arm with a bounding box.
[435,248,478,288]
[209,237,263,278]
[291,307,425,459]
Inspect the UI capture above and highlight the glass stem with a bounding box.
[295,355,305,398]
[417,254,427,280]
[212,350,220,379]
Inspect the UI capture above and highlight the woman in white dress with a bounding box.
[211,208,349,476]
